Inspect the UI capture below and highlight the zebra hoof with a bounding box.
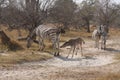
[54,53,57,56]
[103,48,106,50]
[37,49,41,51]
[57,53,59,56]
[66,56,68,58]
[54,52,60,56]
[56,52,59,56]
[101,47,105,50]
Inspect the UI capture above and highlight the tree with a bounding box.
[0,0,5,24]
[1,0,55,37]
[78,0,95,32]
[19,0,54,32]
[94,0,119,32]
[114,4,120,27]
[49,0,77,29]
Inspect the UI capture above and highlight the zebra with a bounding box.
[60,37,85,58]
[92,25,108,50]
[27,24,65,56]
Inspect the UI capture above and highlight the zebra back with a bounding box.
[31,25,65,41]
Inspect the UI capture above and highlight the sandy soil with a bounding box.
[0,37,120,80]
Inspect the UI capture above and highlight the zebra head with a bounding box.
[27,36,33,48]
[57,27,65,34]
[97,25,108,34]
[26,30,36,48]
[100,25,108,35]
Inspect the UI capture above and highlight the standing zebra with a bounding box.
[60,37,85,58]
[92,25,108,50]
[27,24,65,56]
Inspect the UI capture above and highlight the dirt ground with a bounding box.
[0,36,120,80]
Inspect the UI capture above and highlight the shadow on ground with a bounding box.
[105,48,120,53]
[55,55,96,61]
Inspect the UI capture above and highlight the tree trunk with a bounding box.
[63,22,69,30]
[86,21,90,33]
[0,30,11,46]
[0,30,23,51]
[25,0,30,9]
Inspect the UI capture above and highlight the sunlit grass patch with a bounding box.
[96,73,120,80]
[109,28,120,37]
[0,50,52,67]
[8,40,24,51]
[115,54,120,60]
[0,40,23,51]
[60,29,92,43]
[0,25,120,68]
[49,70,120,80]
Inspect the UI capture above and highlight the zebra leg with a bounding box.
[52,42,57,56]
[101,36,104,49]
[95,39,98,48]
[75,45,80,55]
[72,46,76,58]
[56,39,60,56]
[41,39,45,51]
[101,40,103,49]
[38,37,42,51]
[81,45,83,56]
[75,47,79,55]
[103,39,106,50]
[97,40,99,49]
[53,37,60,56]
[66,46,72,58]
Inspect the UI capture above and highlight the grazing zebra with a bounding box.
[92,25,108,50]
[27,24,65,56]
[60,37,85,58]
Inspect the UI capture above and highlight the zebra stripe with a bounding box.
[92,25,108,49]
[27,24,65,56]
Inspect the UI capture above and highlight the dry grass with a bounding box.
[60,29,92,42]
[48,69,120,80]
[0,26,53,66]
[109,27,120,37]
[0,50,52,67]
[96,73,120,80]
[63,29,91,37]
[0,25,120,66]
[7,40,23,51]
[52,67,120,80]
[115,54,120,60]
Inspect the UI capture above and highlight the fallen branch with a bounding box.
[17,37,27,41]
[0,30,23,51]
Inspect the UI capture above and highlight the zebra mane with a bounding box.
[56,27,65,34]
